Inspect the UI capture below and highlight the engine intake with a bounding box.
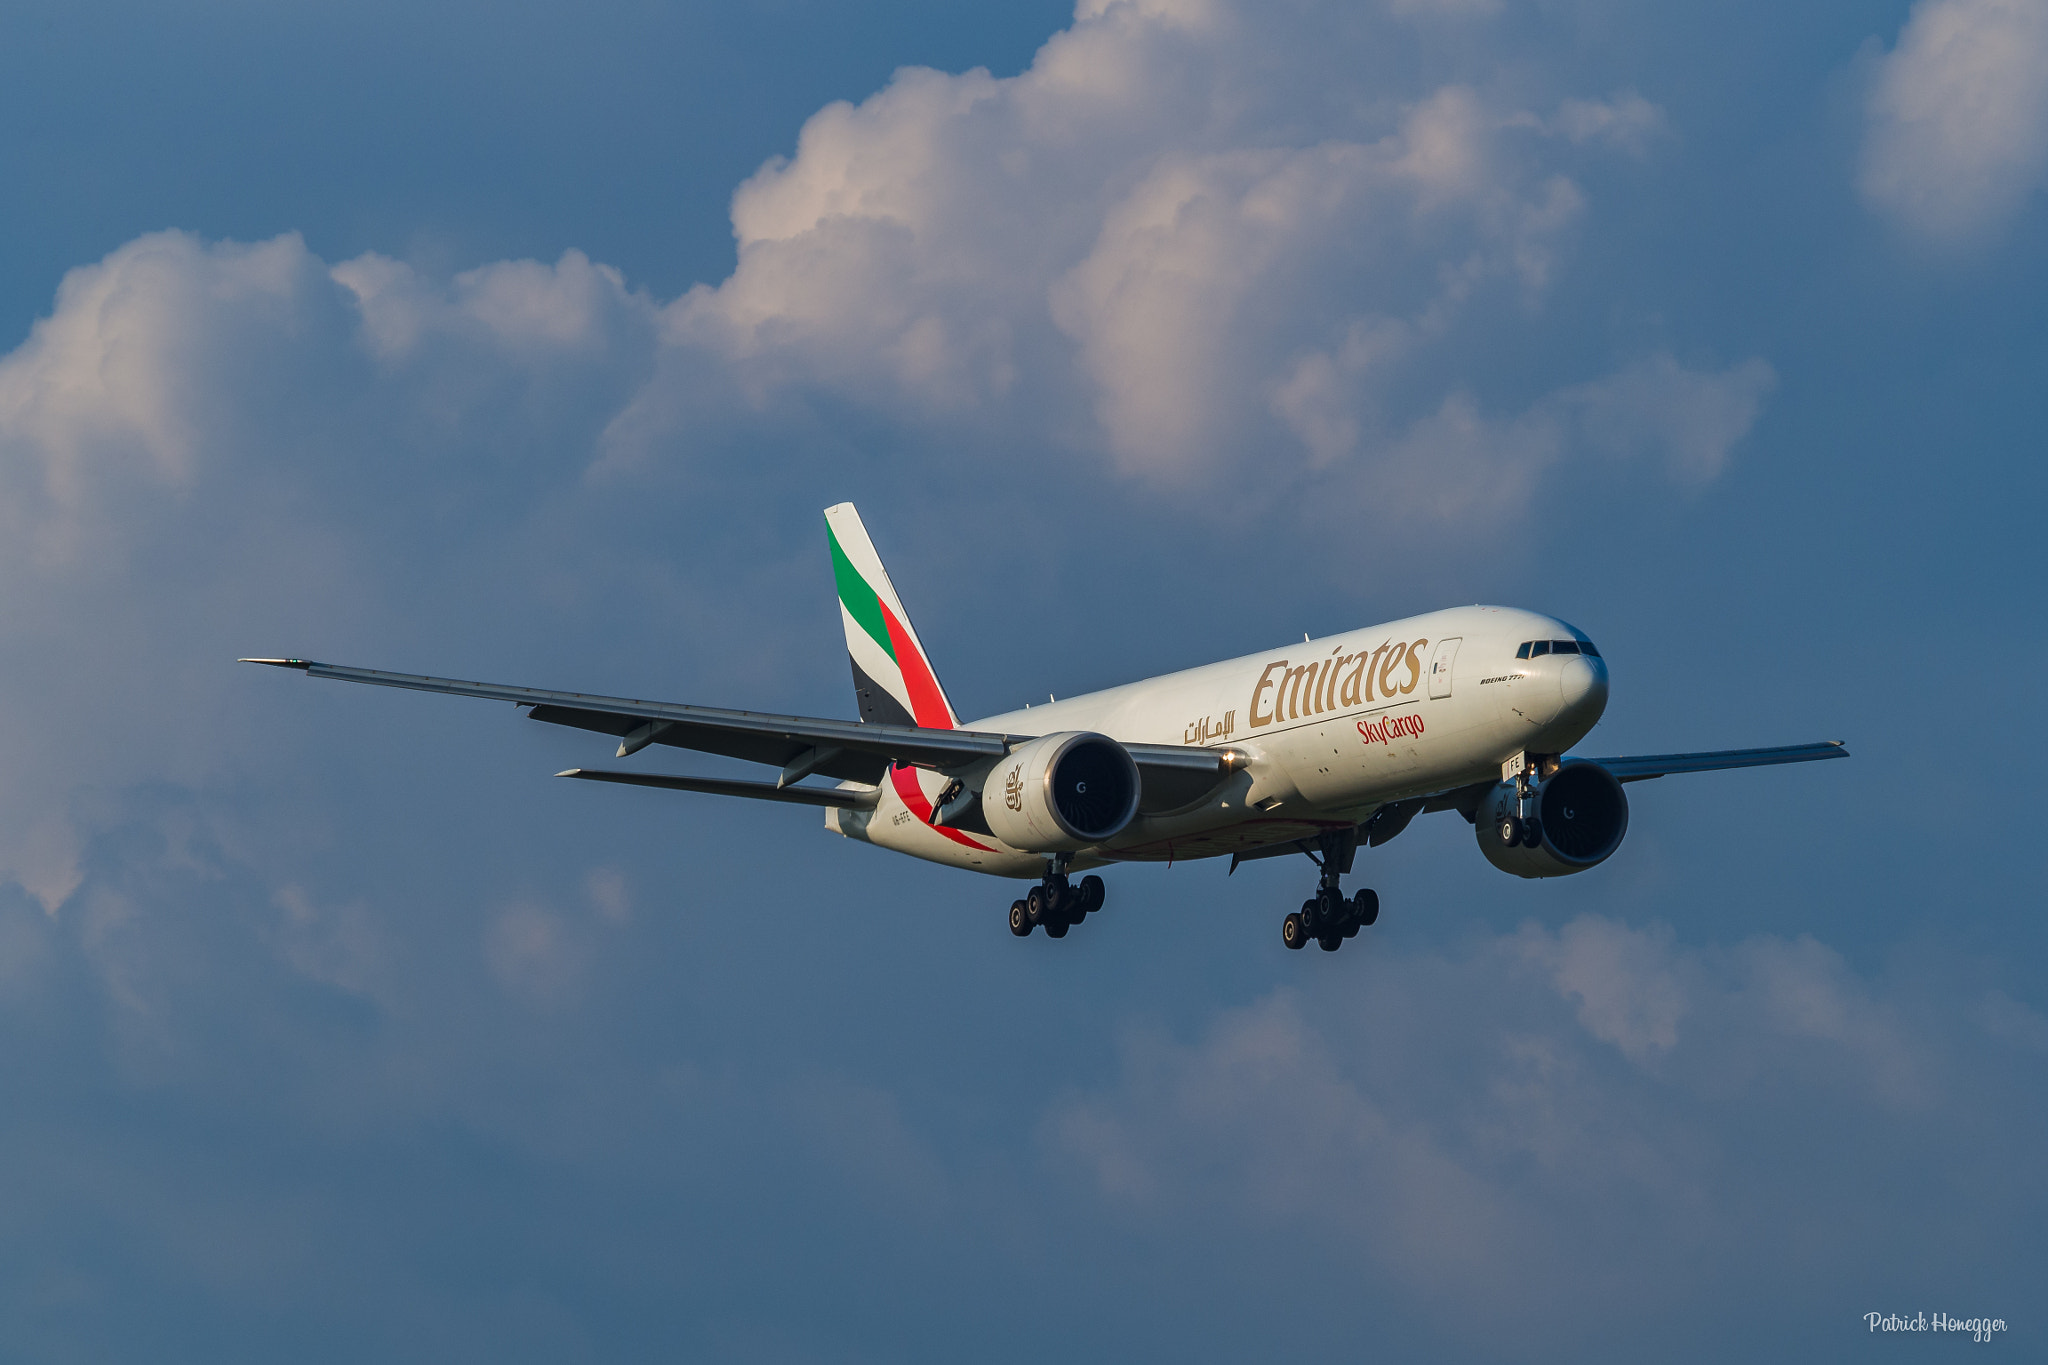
[1475,760,1629,878]
[982,731,1141,852]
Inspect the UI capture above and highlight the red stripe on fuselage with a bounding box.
[879,602,953,730]
[889,764,993,852]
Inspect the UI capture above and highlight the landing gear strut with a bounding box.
[1281,829,1379,952]
[1009,856,1106,939]
[1495,753,1547,849]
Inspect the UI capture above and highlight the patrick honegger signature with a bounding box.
[1866,1311,2008,1343]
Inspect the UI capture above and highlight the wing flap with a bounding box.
[557,768,879,809]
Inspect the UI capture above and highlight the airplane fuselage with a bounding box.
[831,605,1607,878]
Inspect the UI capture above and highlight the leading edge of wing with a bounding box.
[557,768,879,809]
[1581,740,1849,782]
[240,657,1009,770]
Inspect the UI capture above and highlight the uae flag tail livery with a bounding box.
[242,503,1849,953]
[825,502,959,732]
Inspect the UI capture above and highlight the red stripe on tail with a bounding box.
[880,602,953,730]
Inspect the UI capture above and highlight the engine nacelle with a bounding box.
[1475,760,1629,878]
[982,731,1141,853]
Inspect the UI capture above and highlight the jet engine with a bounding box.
[1475,760,1629,878]
[982,731,1141,852]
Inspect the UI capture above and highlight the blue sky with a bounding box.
[0,0,2043,1359]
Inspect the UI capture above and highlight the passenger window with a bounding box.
[1529,641,1550,657]
[1553,640,1580,655]
[1580,641,1600,658]
[1515,642,1531,659]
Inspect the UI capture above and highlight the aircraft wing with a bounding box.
[241,658,1009,782]
[240,659,1246,797]
[1580,740,1849,782]
[1230,739,1850,866]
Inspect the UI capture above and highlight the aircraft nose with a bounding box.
[1558,654,1606,720]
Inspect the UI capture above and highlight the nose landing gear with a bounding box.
[1281,829,1379,952]
[1009,856,1106,939]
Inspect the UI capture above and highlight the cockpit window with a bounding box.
[1519,637,1600,659]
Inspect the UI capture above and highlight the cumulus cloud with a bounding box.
[1551,91,1668,155]
[1043,916,2044,1337]
[485,904,586,1008]
[635,0,1747,502]
[1861,0,2048,240]
[0,230,659,913]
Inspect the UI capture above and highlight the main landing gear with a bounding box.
[1009,857,1106,939]
[1494,753,1545,849]
[1281,829,1379,953]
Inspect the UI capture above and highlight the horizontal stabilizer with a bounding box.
[557,768,880,809]
[1582,740,1849,782]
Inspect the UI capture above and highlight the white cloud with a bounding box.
[1563,352,1778,483]
[0,230,659,912]
[636,0,1740,505]
[1861,0,2048,240]
[1552,91,1668,156]
[485,904,586,1009]
[1516,915,1686,1061]
[584,867,633,925]
[1043,915,2040,1333]
[271,885,388,1001]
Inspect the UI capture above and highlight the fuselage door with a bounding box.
[1428,637,1462,699]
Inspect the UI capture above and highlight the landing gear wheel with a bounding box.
[1026,886,1048,926]
[1044,917,1070,938]
[1521,817,1543,848]
[1352,888,1379,928]
[1282,913,1309,950]
[1318,933,1342,952]
[1497,815,1523,847]
[1009,900,1033,937]
[1078,875,1105,915]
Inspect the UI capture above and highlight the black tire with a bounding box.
[1282,913,1308,950]
[1342,919,1359,939]
[1497,815,1522,847]
[1009,900,1032,937]
[1045,917,1070,939]
[1026,886,1047,925]
[1353,888,1379,928]
[1079,875,1105,915]
[1317,933,1342,952]
[1522,817,1543,848]
[1301,897,1319,933]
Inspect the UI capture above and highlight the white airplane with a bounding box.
[246,503,1846,951]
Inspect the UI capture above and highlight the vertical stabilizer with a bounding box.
[824,504,959,730]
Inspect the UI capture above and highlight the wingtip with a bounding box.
[556,769,587,778]
[239,657,312,670]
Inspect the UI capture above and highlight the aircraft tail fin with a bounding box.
[824,503,959,730]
